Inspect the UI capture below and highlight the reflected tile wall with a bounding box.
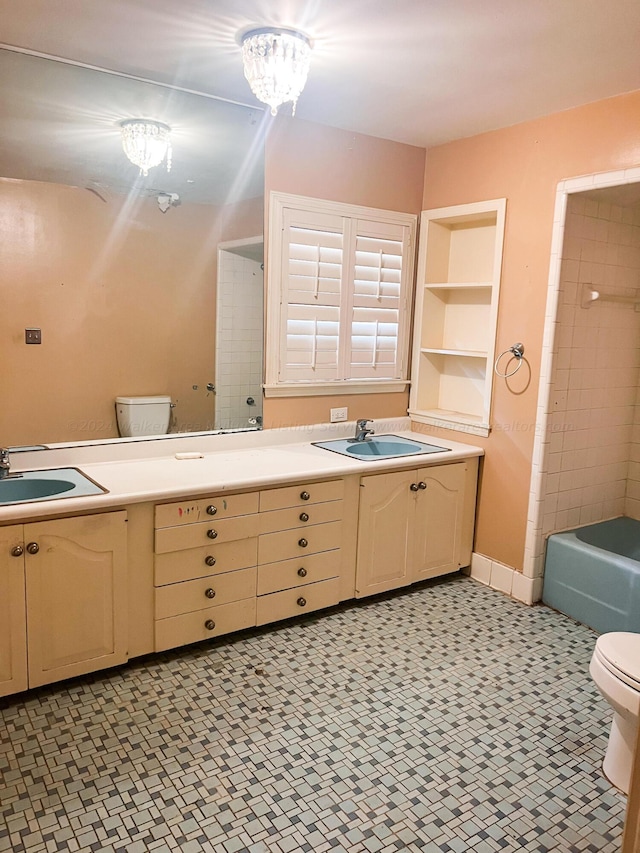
[216,251,264,430]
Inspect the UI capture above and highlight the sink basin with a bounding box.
[0,468,107,506]
[312,434,451,460]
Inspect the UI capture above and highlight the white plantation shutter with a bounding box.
[279,209,344,382]
[347,221,410,379]
[267,193,416,392]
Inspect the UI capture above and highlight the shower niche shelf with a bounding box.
[409,199,506,437]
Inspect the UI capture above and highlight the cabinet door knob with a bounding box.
[410,483,419,492]
[300,491,310,501]
[297,567,307,577]
[418,482,427,490]
[11,545,24,557]
[207,529,218,540]
[299,512,309,522]
[205,555,216,567]
[297,597,307,607]
[206,505,217,516]
[298,538,308,548]
[26,542,39,555]
[205,588,216,599]
[204,619,216,631]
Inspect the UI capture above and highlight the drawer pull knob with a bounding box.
[26,542,39,555]
[410,483,419,492]
[300,491,310,501]
[418,481,427,490]
[297,567,307,578]
[298,538,308,548]
[205,555,216,567]
[204,619,216,631]
[11,545,24,558]
[206,505,217,516]
[207,529,218,540]
[297,597,307,607]
[205,588,216,599]
[299,512,309,522]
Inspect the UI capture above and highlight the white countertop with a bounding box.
[0,420,483,522]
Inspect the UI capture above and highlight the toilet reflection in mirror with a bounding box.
[115,396,172,438]
[0,47,266,448]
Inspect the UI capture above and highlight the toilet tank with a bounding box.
[115,395,172,437]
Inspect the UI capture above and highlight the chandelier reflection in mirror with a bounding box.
[241,27,312,116]
[120,119,172,176]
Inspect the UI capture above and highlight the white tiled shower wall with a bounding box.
[215,251,264,430]
[530,194,640,576]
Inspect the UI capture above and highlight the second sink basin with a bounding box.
[312,434,451,460]
[0,468,107,507]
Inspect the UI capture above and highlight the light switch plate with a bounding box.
[25,328,42,344]
[330,406,348,423]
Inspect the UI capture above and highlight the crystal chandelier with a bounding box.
[120,119,172,177]
[241,27,312,116]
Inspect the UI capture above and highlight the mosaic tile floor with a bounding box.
[0,576,627,853]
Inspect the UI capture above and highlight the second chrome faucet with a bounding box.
[354,419,375,442]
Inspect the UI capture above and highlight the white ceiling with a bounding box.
[2,0,640,148]
[0,48,265,204]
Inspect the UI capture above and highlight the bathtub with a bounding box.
[542,516,640,634]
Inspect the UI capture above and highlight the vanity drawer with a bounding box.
[259,500,342,535]
[155,566,257,620]
[154,539,258,586]
[259,480,343,512]
[257,550,340,596]
[258,521,342,565]
[155,598,256,653]
[155,514,260,554]
[256,577,341,626]
[155,492,259,529]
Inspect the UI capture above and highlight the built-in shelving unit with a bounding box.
[408,199,506,437]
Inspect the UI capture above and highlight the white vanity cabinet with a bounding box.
[0,511,128,694]
[152,480,345,650]
[355,461,477,598]
[0,446,479,698]
[256,480,343,624]
[153,492,260,652]
[0,525,28,696]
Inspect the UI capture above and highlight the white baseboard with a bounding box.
[468,553,543,605]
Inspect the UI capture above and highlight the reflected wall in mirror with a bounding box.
[0,48,265,448]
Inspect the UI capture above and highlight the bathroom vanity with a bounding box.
[0,423,481,698]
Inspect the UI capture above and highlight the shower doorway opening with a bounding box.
[215,236,264,431]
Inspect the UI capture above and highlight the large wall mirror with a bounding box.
[0,47,265,449]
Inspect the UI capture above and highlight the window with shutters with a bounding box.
[265,193,417,397]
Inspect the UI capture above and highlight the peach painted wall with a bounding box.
[219,195,263,244]
[262,116,426,429]
[417,89,640,571]
[1,178,227,445]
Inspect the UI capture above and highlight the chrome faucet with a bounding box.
[0,448,9,480]
[354,419,375,442]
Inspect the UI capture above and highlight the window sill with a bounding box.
[263,380,410,398]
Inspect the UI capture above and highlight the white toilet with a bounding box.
[115,395,172,437]
[590,631,640,793]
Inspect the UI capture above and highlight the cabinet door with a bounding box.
[0,526,28,697]
[25,511,128,688]
[413,463,466,581]
[355,469,416,597]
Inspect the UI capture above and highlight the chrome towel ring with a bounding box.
[494,342,525,378]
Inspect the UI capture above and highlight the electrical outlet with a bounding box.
[330,406,348,423]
